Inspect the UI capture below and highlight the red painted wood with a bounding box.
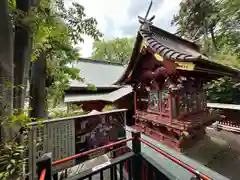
[168,93,173,122]
[153,171,156,180]
[159,91,162,112]
[39,169,46,180]
[131,54,213,151]
[52,138,133,166]
[134,91,137,115]
[142,163,145,180]
[135,110,217,131]
[81,101,106,111]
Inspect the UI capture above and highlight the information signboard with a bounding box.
[27,109,127,180]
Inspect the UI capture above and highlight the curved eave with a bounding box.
[194,59,240,78]
[139,23,208,62]
[139,29,201,61]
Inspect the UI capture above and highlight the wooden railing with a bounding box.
[37,132,212,180]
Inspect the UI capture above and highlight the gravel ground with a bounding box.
[184,127,240,180]
[63,154,111,180]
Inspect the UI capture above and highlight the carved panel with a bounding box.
[171,96,178,118]
[178,93,188,118]
[149,91,160,111]
[161,90,169,113]
[187,94,193,113]
[191,93,198,113]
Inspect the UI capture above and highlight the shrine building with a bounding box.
[64,17,240,151]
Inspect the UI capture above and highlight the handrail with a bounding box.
[52,137,133,166]
[138,138,212,180]
[39,169,46,180]
[38,133,214,180]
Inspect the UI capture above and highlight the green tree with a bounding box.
[172,0,240,104]
[172,0,220,50]
[218,0,240,33]
[206,47,240,104]
[0,0,102,178]
[91,38,135,64]
[29,0,102,119]
[172,0,240,54]
[13,0,34,112]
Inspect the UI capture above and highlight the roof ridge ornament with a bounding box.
[143,0,153,23]
[138,0,155,32]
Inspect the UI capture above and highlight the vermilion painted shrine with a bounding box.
[65,16,240,152]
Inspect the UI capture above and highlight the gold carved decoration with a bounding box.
[140,40,148,53]
[176,62,195,71]
[154,53,164,61]
[153,53,195,71]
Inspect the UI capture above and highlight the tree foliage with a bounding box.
[0,0,102,178]
[91,38,135,64]
[172,0,240,104]
[55,0,102,44]
[206,47,240,104]
[30,0,102,111]
[219,0,240,32]
[172,0,220,49]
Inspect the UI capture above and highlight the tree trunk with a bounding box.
[210,27,217,51]
[29,52,47,119]
[13,0,31,111]
[202,19,210,54]
[0,0,14,142]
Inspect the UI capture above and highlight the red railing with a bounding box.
[38,133,212,180]
[138,138,211,180]
[39,169,46,180]
[52,137,133,166]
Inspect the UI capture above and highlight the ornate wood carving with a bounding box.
[134,69,211,151]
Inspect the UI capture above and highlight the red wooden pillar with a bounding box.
[147,91,150,109]
[134,91,137,114]
[168,93,173,122]
[175,94,180,119]
[159,91,162,113]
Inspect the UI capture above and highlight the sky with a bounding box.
[66,0,182,58]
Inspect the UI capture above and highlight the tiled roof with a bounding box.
[64,85,132,103]
[139,25,207,61]
[69,58,126,87]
